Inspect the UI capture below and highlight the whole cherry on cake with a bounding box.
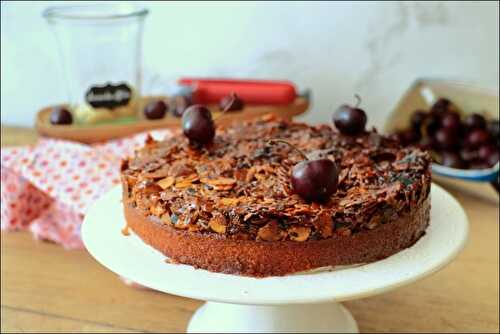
[182,105,216,145]
[268,139,339,202]
[333,94,367,135]
[182,94,240,146]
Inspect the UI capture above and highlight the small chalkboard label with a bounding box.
[85,82,132,109]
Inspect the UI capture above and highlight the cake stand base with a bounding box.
[187,301,358,333]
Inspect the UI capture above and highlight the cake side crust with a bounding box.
[123,193,430,277]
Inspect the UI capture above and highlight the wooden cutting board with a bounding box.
[35,96,309,144]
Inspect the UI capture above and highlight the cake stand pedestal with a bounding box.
[188,302,357,333]
[82,184,468,333]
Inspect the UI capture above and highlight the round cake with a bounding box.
[121,115,432,277]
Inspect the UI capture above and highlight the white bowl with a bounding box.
[384,78,499,203]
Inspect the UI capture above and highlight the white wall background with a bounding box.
[1,1,499,128]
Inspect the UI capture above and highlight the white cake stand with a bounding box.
[82,184,468,333]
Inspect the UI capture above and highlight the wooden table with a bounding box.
[1,126,499,333]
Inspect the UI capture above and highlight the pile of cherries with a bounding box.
[144,92,244,120]
[49,92,244,125]
[143,95,192,120]
[393,98,499,169]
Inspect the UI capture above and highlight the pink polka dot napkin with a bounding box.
[1,129,173,249]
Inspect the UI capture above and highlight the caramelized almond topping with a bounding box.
[157,176,175,189]
[122,117,431,242]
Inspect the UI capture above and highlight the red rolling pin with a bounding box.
[178,78,297,105]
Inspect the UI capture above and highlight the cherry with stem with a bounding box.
[267,139,339,202]
[333,94,367,135]
[182,92,241,146]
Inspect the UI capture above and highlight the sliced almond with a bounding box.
[261,198,275,205]
[157,176,175,189]
[179,174,199,183]
[313,212,333,238]
[143,165,169,178]
[212,184,235,191]
[137,180,162,194]
[201,177,236,186]
[174,174,200,189]
[288,226,311,242]
[245,169,256,182]
[209,215,227,234]
[220,198,239,206]
[257,220,284,241]
[175,181,193,189]
[254,173,266,181]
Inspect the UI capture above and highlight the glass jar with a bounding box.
[43,4,148,125]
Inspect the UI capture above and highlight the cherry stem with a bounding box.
[267,139,309,161]
[354,94,362,108]
[213,92,237,121]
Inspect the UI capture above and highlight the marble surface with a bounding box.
[1,1,499,128]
